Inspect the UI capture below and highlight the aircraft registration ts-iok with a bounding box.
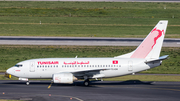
[6,20,168,86]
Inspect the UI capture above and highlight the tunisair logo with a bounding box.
[63,61,89,65]
[38,61,59,65]
[131,28,164,59]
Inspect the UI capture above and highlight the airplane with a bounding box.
[5,20,168,86]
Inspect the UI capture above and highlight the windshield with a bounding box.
[14,64,23,67]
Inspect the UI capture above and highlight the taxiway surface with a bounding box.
[1,80,180,101]
[0,36,179,47]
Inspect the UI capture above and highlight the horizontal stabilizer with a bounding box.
[145,55,169,63]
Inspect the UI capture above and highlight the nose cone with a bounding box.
[6,67,14,75]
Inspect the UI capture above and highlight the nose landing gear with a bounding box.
[26,81,30,85]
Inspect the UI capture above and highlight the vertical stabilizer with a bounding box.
[115,20,168,59]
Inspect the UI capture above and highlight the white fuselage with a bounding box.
[6,58,160,79]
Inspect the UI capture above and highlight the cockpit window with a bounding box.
[15,64,23,67]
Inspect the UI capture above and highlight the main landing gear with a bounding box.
[83,79,90,86]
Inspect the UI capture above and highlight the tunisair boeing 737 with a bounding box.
[5,20,168,86]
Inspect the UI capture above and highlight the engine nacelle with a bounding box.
[53,73,77,84]
[19,78,28,81]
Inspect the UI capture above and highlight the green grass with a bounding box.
[0,2,180,17]
[0,45,180,74]
[0,75,18,80]
[2,74,180,82]
[104,75,180,82]
[0,2,180,37]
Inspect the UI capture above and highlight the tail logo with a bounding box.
[131,28,164,58]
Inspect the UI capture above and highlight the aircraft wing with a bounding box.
[72,68,108,73]
[70,68,109,79]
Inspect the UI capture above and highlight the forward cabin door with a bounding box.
[128,60,133,71]
[30,61,35,72]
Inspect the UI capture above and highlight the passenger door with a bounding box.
[128,60,133,71]
[30,61,35,72]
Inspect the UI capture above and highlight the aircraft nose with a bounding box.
[6,67,14,75]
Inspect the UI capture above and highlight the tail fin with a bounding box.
[115,20,168,59]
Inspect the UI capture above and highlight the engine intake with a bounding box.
[53,73,77,84]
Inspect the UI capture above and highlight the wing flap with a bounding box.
[72,68,109,74]
[71,68,109,79]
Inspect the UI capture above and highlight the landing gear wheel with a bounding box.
[83,79,89,86]
[26,81,30,85]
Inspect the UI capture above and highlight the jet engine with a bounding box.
[53,73,77,84]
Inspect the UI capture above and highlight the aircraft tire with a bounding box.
[26,81,29,85]
[84,79,89,86]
